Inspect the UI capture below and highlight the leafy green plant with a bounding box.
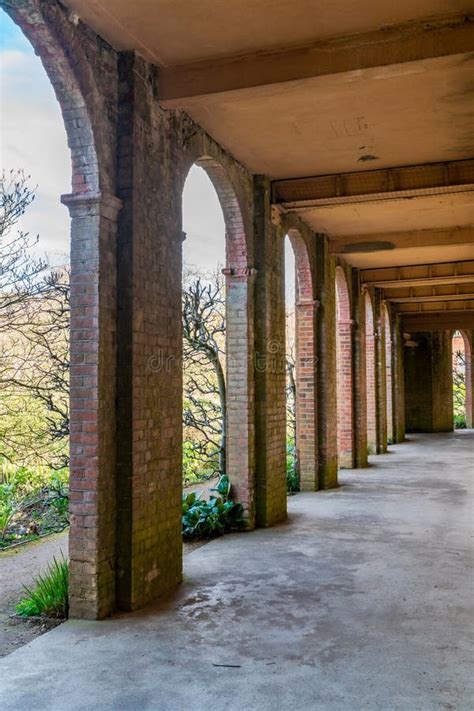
[454,413,467,429]
[16,555,69,618]
[182,475,243,540]
[0,500,16,540]
[286,438,299,493]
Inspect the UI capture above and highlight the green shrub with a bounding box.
[16,555,68,619]
[454,413,467,429]
[0,500,16,540]
[182,475,243,540]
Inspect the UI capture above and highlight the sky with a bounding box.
[0,10,293,298]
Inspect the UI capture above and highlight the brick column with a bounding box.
[432,331,454,431]
[253,177,287,526]
[337,318,356,468]
[373,291,388,454]
[62,191,121,620]
[392,315,406,443]
[295,298,319,490]
[404,331,453,432]
[352,284,368,467]
[364,290,378,455]
[315,237,338,488]
[115,52,182,611]
[223,266,257,527]
[384,307,395,444]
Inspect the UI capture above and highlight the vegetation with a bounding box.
[16,555,69,619]
[0,463,68,548]
[182,273,226,483]
[182,475,244,539]
[0,171,69,547]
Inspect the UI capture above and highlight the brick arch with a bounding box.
[335,267,354,468]
[454,330,473,428]
[365,290,377,454]
[285,229,317,490]
[287,228,314,302]
[181,157,255,522]
[2,0,117,194]
[195,157,248,271]
[3,0,121,618]
[383,304,394,443]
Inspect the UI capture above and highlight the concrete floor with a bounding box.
[1,432,473,710]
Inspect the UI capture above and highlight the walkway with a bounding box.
[1,432,472,710]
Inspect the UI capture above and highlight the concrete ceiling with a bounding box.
[63,1,472,65]
[168,55,474,179]
[63,0,474,322]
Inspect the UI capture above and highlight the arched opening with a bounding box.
[452,330,472,429]
[181,157,253,523]
[383,304,394,444]
[335,267,353,468]
[1,2,118,619]
[365,291,377,454]
[285,229,316,491]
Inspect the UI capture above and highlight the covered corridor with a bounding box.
[1,431,473,710]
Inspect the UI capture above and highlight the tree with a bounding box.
[182,274,226,479]
[0,170,45,331]
[0,170,70,468]
[453,346,466,424]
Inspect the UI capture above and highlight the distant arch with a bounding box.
[285,228,317,491]
[452,330,473,429]
[181,156,253,516]
[335,267,354,467]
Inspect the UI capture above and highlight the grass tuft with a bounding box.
[16,554,68,619]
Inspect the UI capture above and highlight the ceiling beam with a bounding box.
[159,16,474,104]
[361,261,474,288]
[397,301,474,313]
[328,225,474,256]
[272,159,474,207]
[388,293,474,304]
[401,311,474,331]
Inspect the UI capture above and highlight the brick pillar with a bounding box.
[404,331,453,432]
[336,318,355,468]
[392,315,406,443]
[384,306,394,444]
[364,290,378,455]
[295,298,319,490]
[373,291,387,454]
[253,177,287,526]
[224,267,256,527]
[432,331,454,431]
[115,53,182,611]
[353,283,368,467]
[315,237,338,488]
[63,191,121,620]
